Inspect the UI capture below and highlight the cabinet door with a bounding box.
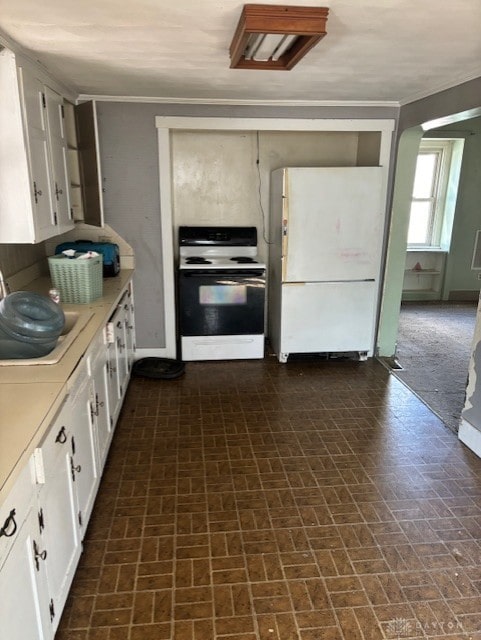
[0,507,52,640]
[90,351,113,468]
[70,378,99,535]
[19,70,56,241]
[123,287,136,370]
[34,401,81,630]
[74,100,104,226]
[114,306,129,397]
[38,453,80,630]
[106,340,122,423]
[44,87,73,233]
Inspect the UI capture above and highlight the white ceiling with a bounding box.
[1,0,480,105]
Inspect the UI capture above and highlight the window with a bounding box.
[407,139,461,249]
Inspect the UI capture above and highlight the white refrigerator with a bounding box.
[268,166,385,363]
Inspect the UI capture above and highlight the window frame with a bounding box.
[407,139,454,249]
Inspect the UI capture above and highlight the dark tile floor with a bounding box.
[56,357,481,640]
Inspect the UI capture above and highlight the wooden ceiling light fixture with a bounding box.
[229,4,329,70]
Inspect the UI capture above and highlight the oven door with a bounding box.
[179,269,265,336]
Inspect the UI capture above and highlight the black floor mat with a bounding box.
[132,357,185,380]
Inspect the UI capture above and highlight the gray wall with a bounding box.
[96,103,165,350]
[399,77,481,133]
[96,102,399,350]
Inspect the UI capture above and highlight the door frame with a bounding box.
[155,116,395,358]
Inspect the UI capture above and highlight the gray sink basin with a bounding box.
[0,310,94,366]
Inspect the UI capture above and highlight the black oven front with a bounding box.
[179,268,265,337]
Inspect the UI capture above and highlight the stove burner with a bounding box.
[186,257,212,264]
[230,257,258,264]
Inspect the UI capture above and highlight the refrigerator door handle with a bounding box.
[283,279,376,286]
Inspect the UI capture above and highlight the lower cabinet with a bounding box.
[33,364,97,633]
[0,280,135,639]
[0,505,51,640]
[69,374,99,534]
[89,341,112,469]
[105,285,136,424]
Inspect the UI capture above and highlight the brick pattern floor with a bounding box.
[56,358,481,640]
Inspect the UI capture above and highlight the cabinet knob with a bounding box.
[0,509,17,538]
[33,539,47,571]
[55,426,67,444]
[33,181,43,204]
[70,456,82,480]
[96,393,105,411]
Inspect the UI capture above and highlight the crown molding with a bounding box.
[77,94,400,109]
[399,69,481,106]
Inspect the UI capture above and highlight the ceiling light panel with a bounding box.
[229,4,329,70]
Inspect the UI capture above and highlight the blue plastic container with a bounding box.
[0,292,65,359]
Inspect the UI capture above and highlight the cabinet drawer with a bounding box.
[34,396,72,484]
[0,460,35,566]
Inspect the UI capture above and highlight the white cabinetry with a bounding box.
[0,462,51,640]
[106,285,136,422]
[0,278,135,640]
[34,399,81,631]
[32,363,98,632]
[88,335,113,468]
[0,506,51,640]
[123,286,136,370]
[43,86,73,233]
[0,48,74,243]
[74,100,104,226]
[68,373,99,535]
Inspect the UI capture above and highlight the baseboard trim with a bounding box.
[448,290,479,301]
[458,418,481,458]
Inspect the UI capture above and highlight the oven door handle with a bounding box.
[181,270,265,278]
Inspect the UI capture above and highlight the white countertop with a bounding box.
[0,270,134,501]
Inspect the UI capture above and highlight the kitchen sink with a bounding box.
[0,310,94,366]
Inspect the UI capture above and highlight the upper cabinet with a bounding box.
[0,49,74,243]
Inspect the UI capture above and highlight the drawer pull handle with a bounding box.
[33,181,43,203]
[96,393,105,415]
[33,539,47,571]
[0,509,17,538]
[70,457,82,481]
[55,426,67,444]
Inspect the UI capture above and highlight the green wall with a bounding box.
[440,117,481,299]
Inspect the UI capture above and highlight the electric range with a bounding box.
[178,226,266,361]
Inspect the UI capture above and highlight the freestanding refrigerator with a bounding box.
[268,166,385,363]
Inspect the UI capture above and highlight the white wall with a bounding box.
[172,130,360,264]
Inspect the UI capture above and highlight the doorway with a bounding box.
[393,301,477,432]
[377,114,481,432]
